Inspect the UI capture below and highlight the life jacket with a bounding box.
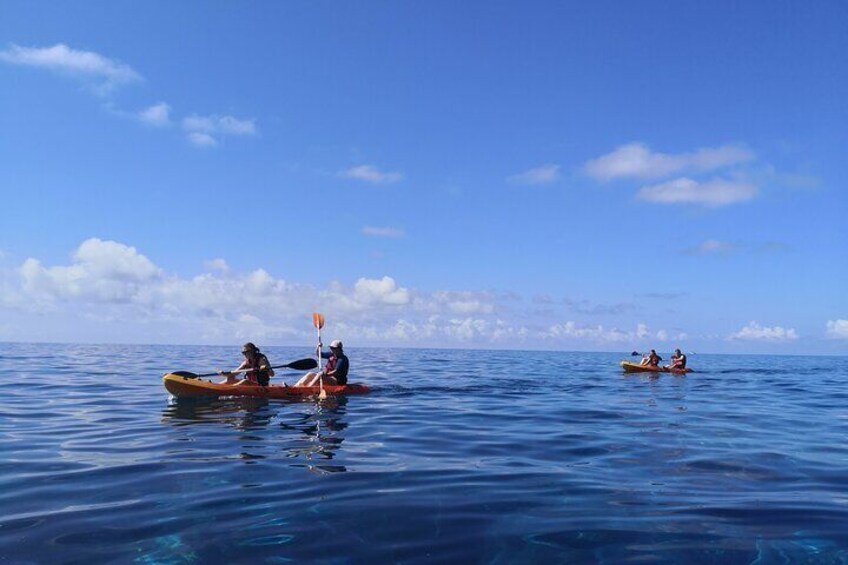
[324,355,337,373]
[246,354,271,386]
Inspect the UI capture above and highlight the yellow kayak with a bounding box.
[620,361,691,375]
[163,372,371,399]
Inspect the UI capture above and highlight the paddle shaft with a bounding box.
[193,358,317,378]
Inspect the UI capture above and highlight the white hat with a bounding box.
[329,339,343,349]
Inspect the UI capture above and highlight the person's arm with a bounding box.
[221,360,249,377]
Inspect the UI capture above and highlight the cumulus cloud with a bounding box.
[0,43,142,94]
[728,321,798,342]
[182,114,257,146]
[138,102,171,127]
[362,226,406,238]
[352,276,410,306]
[20,238,161,303]
[584,142,754,181]
[507,164,561,185]
[341,165,403,184]
[8,239,809,350]
[826,319,848,339]
[637,177,757,207]
[203,258,230,273]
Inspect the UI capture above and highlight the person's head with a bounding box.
[242,342,259,358]
[674,348,681,355]
[329,339,343,353]
[650,349,656,354]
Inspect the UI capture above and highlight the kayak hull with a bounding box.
[620,361,691,375]
[163,373,371,399]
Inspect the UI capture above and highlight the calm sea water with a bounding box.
[1,343,847,563]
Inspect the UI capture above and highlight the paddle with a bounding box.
[168,357,318,380]
[313,312,327,400]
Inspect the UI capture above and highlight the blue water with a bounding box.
[1,343,847,563]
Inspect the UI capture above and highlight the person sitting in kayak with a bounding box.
[294,339,349,387]
[666,349,687,371]
[220,342,274,386]
[640,349,662,367]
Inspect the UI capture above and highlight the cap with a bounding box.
[329,339,343,349]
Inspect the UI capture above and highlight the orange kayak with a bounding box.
[620,361,692,375]
[163,372,371,399]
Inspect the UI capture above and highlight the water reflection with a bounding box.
[282,397,348,474]
[161,396,349,472]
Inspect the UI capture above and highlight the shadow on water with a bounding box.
[160,396,350,473]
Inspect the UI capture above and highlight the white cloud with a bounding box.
[352,276,410,306]
[637,177,757,207]
[182,114,257,146]
[432,291,496,315]
[728,321,798,342]
[508,164,561,185]
[138,102,171,127]
[341,165,403,184]
[362,226,406,238]
[543,321,672,344]
[0,43,142,93]
[187,132,217,147]
[20,238,161,303]
[826,319,848,339]
[685,239,739,255]
[203,258,230,273]
[584,142,754,181]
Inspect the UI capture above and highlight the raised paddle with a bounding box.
[313,312,327,400]
[168,357,318,379]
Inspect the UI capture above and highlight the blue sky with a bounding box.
[1,1,846,354]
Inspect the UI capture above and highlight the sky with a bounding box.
[1,1,846,354]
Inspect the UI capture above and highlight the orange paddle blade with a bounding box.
[312,312,325,329]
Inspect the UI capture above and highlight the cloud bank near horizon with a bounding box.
[1,238,703,348]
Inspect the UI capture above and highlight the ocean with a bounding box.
[1,342,847,563]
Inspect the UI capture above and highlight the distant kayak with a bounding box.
[162,372,371,399]
[620,361,692,375]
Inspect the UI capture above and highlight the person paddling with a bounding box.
[666,348,687,371]
[640,349,662,367]
[294,339,349,387]
[220,342,274,386]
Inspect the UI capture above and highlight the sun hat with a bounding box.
[329,340,343,349]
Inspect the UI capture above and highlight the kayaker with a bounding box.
[640,349,662,367]
[220,342,274,386]
[294,339,349,387]
[666,349,687,371]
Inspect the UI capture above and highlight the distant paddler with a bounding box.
[665,349,687,372]
[220,342,274,386]
[640,349,662,367]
